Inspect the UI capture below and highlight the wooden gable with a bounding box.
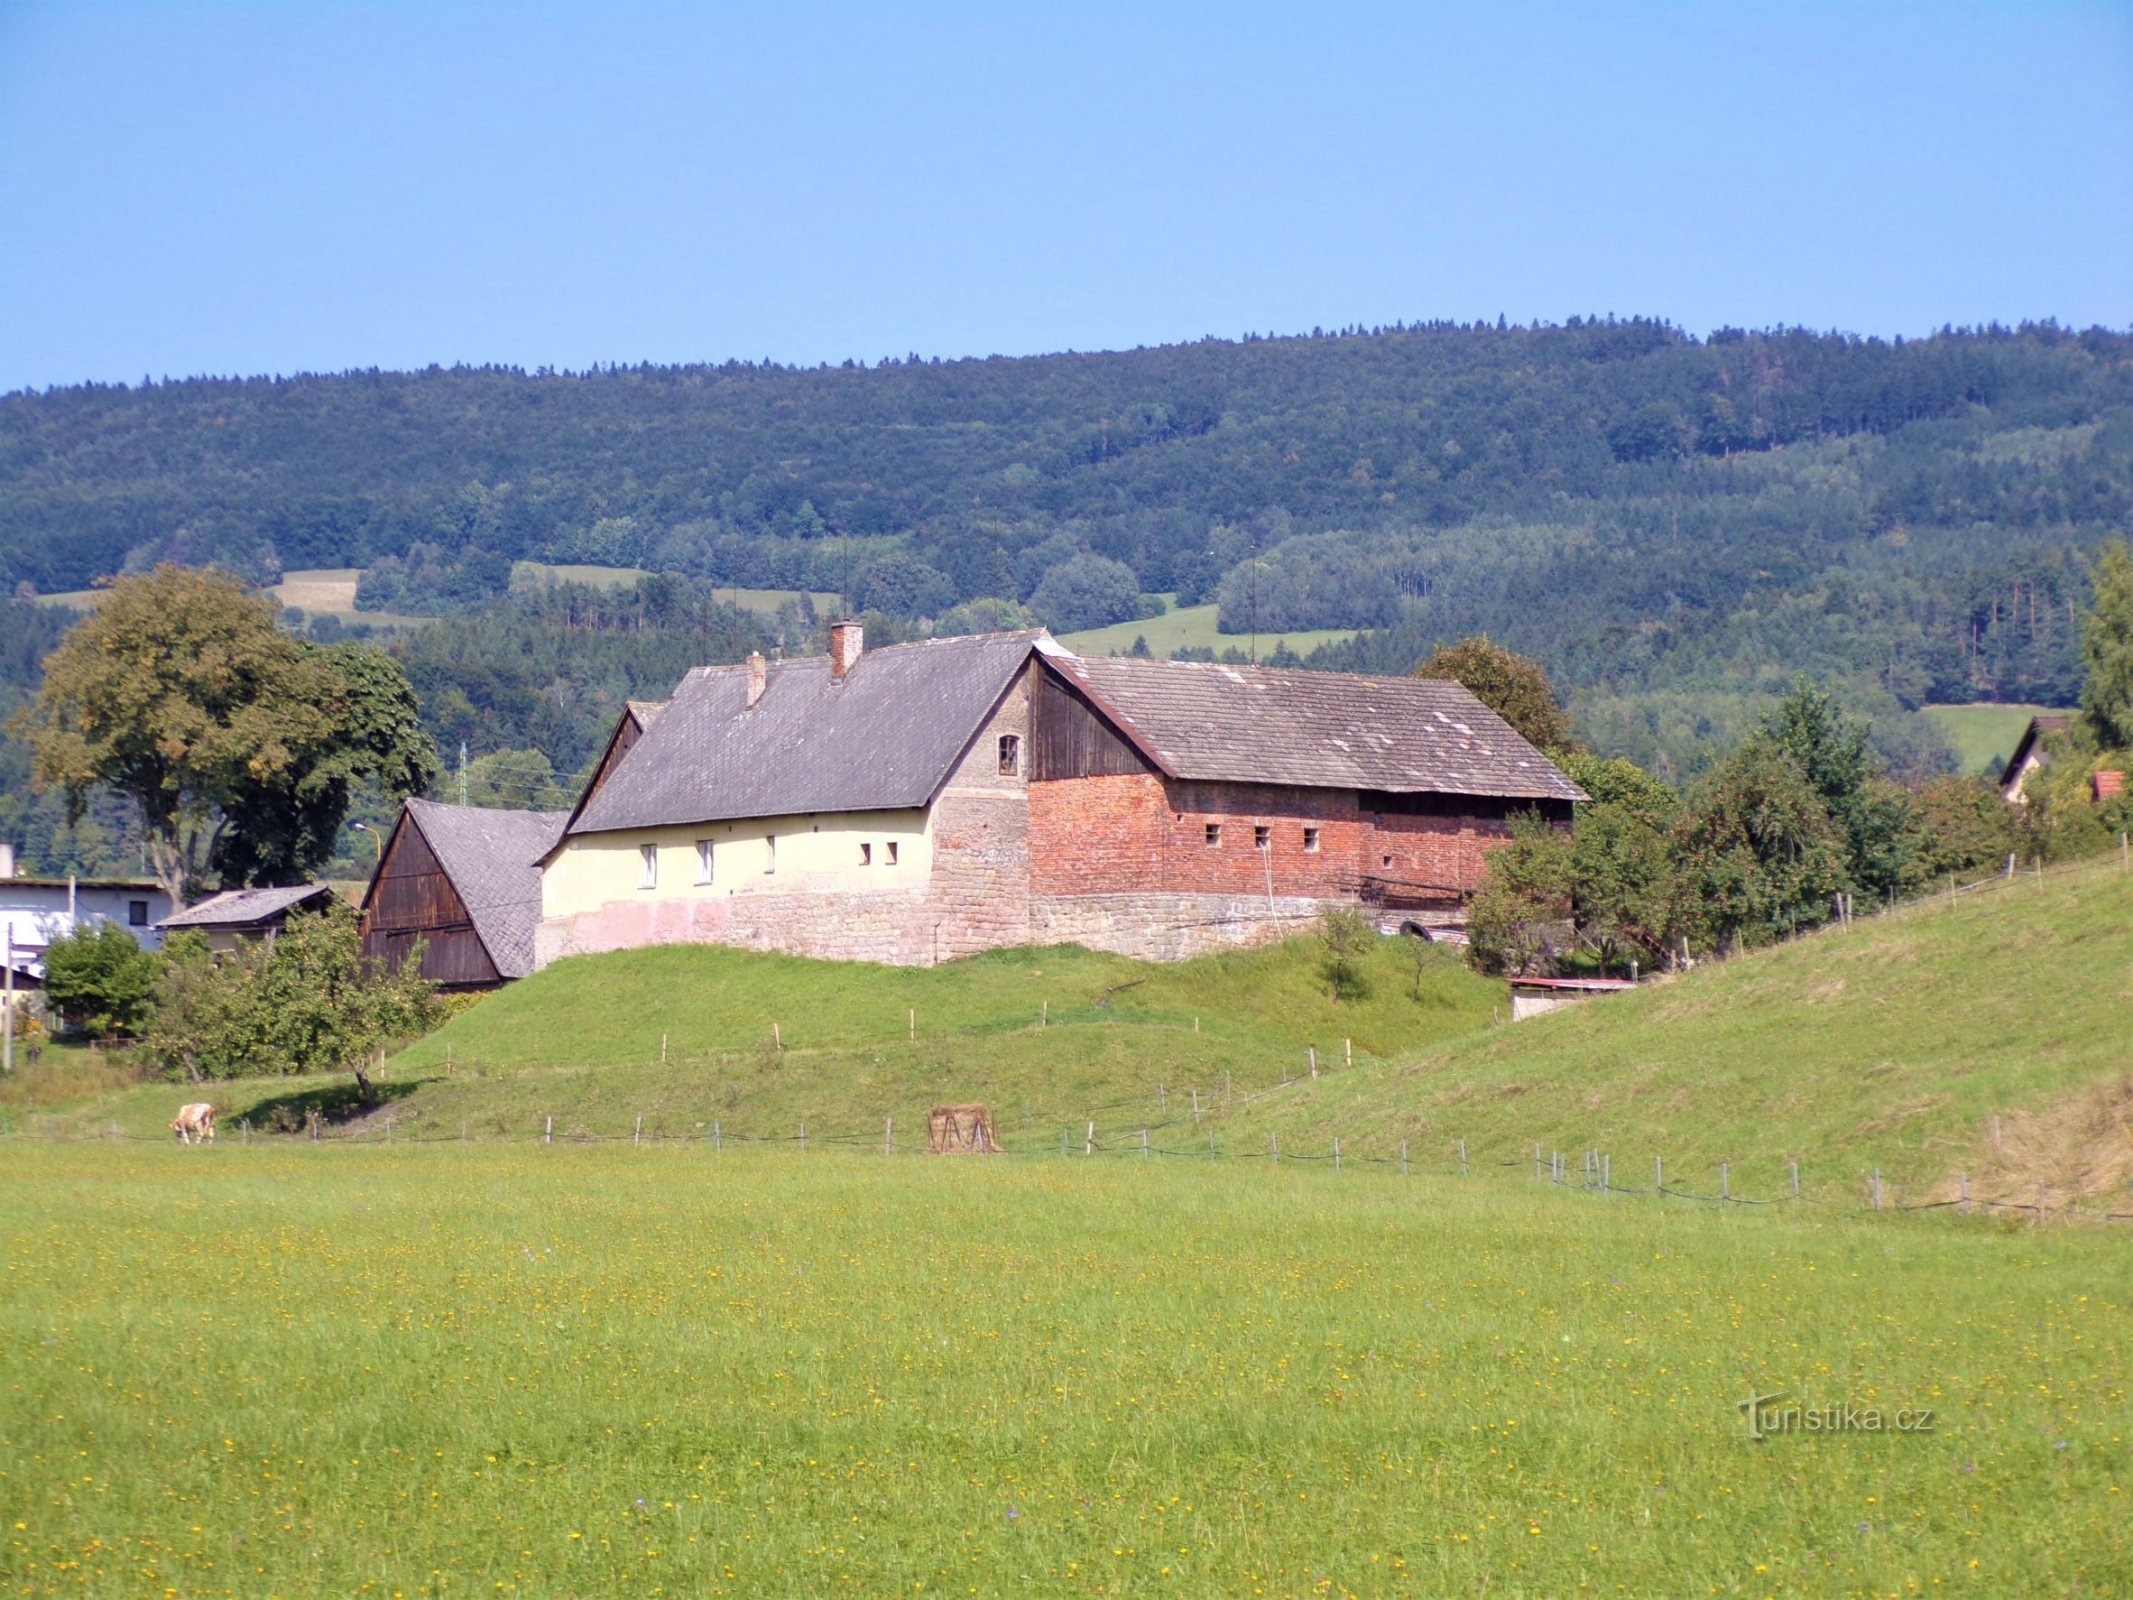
[359,810,503,989]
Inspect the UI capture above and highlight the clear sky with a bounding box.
[1,1,2128,393]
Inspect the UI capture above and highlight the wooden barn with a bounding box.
[360,798,568,989]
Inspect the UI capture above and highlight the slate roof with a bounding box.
[1044,654,1585,802]
[404,799,569,979]
[568,630,1046,836]
[161,883,332,929]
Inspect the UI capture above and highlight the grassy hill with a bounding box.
[1221,855,2133,1209]
[1057,595,1362,658]
[14,855,2130,1216]
[1923,701,2060,775]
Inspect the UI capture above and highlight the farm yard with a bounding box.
[1,1142,2126,1598]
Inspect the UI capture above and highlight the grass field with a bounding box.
[1922,703,2059,776]
[0,1143,2123,1598]
[1058,597,1363,659]
[511,561,654,591]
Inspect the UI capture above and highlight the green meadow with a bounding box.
[1921,703,2059,776]
[1057,597,1363,659]
[1,1143,2124,1598]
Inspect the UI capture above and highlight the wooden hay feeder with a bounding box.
[928,1103,1002,1155]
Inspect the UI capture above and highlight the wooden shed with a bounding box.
[360,799,568,989]
[159,883,333,954]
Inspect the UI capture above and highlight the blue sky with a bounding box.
[1,1,2127,392]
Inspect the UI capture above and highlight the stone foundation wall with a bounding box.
[1028,891,1335,962]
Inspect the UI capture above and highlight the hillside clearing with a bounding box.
[1922,702,2060,776]
[1058,596,1363,658]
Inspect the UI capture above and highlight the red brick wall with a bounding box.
[1031,774,1525,900]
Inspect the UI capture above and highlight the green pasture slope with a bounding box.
[1058,595,1363,658]
[1,1144,2124,1596]
[1922,702,2059,776]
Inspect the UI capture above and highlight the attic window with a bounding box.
[886,842,899,865]
[696,840,715,884]
[998,734,1021,775]
[859,842,873,866]
[1302,828,1321,853]
[639,843,658,889]
[1204,823,1222,847]
[1253,825,1270,850]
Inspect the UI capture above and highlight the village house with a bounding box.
[1999,714,2074,803]
[0,843,171,1015]
[532,624,1583,968]
[159,883,335,954]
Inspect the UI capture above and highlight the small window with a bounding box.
[639,843,658,889]
[885,841,899,865]
[764,835,776,874]
[998,733,1021,775]
[1253,825,1270,850]
[1302,827,1320,853]
[128,900,149,926]
[1204,823,1222,847]
[1382,854,1393,868]
[859,842,873,866]
[696,840,715,884]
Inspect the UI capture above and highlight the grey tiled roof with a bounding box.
[1047,655,1586,802]
[570,631,1045,835]
[405,799,569,979]
[160,883,332,928]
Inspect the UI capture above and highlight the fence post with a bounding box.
[1191,1087,1200,1122]
[545,1115,552,1145]
[1159,1084,1166,1113]
[1085,1121,1094,1156]
[1533,1141,1542,1180]
[1344,1037,1352,1069]
[446,1043,453,1075]
[908,1008,915,1042]
[634,1114,642,1147]
[1654,1154,1663,1193]
[1959,1172,1970,1213]
[242,1118,249,1147]
[384,1117,392,1145]
[1140,1128,1149,1160]
[1041,1001,1047,1029]
[1720,1161,1729,1201]
[461,1119,467,1144]
[885,1116,893,1157]
[1308,1047,1317,1079]
[713,1119,720,1153]
[1333,1137,1341,1173]
[1790,1161,1800,1199]
[1061,1127,1068,1156]
[1271,1132,1279,1163]
[1399,1139,1408,1177]
[799,1119,806,1154]
[1459,1137,1467,1177]
[660,1033,668,1065]
[1602,1152,1610,1190]
[1872,1169,1883,1211]
[772,1021,782,1051]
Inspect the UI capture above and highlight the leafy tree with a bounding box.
[1465,811,1576,976]
[1029,554,1150,632]
[2080,539,2133,751]
[1414,637,1575,753]
[1555,753,1682,971]
[462,747,570,810]
[39,922,161,1039]
[1902,775,2024,887]
[9,567,436,903]
[1672,736,1848,953]
[1316,906,1376,1001]
[1761,681,1914,903]
[143,905,443,1099]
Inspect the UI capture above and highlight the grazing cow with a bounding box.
[927,1103,1001,1154]
[171,1103,216,1145]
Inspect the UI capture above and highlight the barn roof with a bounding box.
[403,799,568,979]
[160,883,332,929]
[568,630,1045,835]
[1044,655,1586,801]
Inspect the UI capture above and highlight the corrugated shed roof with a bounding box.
[161,883,332,928]
[570,631,1045,835]
[1047,656,1585,801]
[405,799,569,979]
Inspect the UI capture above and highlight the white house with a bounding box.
[0,843,171,1001]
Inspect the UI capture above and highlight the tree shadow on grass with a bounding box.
[241,1076,427,1133]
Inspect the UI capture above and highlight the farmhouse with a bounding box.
[359,798,568,989]
[0,844,171,1006]
[160,883,334,954]
[534,624,1582,967]
[1999,714,2074,803]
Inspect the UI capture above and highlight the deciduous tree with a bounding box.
[1414,637,1576,754]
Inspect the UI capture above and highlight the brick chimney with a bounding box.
[828,620,863,683]
[745,651,768,709]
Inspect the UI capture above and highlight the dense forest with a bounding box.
[3,318,2129,871]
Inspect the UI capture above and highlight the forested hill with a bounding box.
[5,318,2131,775]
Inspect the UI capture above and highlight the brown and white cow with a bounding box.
[171,1103,216,1145]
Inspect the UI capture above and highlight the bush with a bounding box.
[40,923,160,1039]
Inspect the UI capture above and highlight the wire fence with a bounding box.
[11,1101,2129,1227]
